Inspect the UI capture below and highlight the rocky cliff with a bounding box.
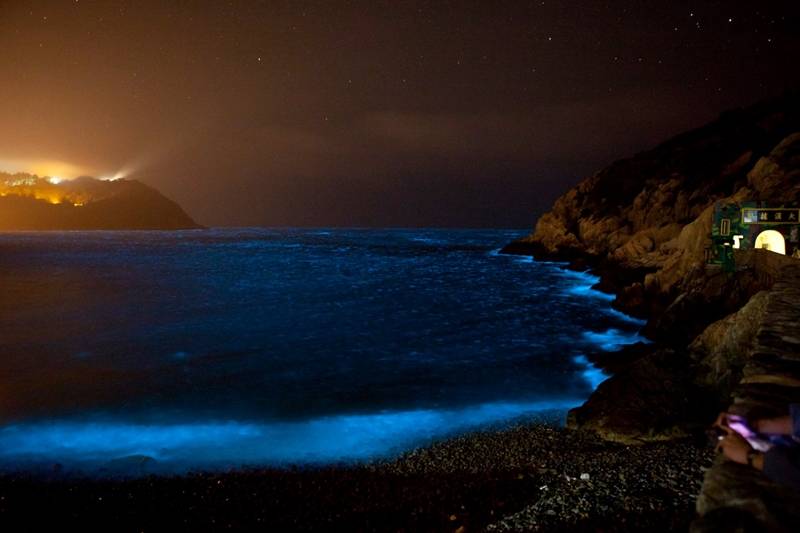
[0,174,201,230]
[504,94,800,530]
[504,93,800,334]
[504,92,800,444]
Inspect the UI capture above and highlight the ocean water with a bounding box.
[0,228,646,474]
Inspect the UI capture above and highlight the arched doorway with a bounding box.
[754,229,786,255]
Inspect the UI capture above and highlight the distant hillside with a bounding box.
[0,174,201,230]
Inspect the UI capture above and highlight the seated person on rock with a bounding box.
[715,405,800,490]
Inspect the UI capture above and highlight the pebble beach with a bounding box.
[0,417,713,531]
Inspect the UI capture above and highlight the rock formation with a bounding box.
[506,92,800,530]
[504,92,800,325]
[689,290,770,400]
[504,92,800,435]
[0,174,201,230]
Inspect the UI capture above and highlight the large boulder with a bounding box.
[566,348,714,444]
[646,264,766,346]
[689,291,770,399]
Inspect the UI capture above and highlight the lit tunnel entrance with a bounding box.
[754,230,786,255]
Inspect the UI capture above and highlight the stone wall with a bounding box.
[734,248,800,288]
[693,262,800,532]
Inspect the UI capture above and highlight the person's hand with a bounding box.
[714,412,757,436]
[716,427,753,465]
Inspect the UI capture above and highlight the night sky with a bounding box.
[0,1,798,228]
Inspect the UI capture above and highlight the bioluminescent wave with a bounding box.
[0,400,579,474]
[0,229,645,473]
[582,328,649,351]
[572,355,608,390]
[557,270,616,301]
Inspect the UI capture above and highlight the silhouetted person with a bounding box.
[715,405,800,490]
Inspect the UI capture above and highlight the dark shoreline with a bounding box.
[0,421,712,531]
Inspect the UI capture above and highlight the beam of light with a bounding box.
[99,170,128,181]
[0,399,581,475]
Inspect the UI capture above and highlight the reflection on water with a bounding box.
[0,229,646,473]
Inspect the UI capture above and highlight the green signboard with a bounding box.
[742,208,800,224]
[709,202,800,272]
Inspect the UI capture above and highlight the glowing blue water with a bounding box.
[0,228,646,473]
[0,400,580,473]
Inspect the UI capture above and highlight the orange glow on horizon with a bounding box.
[0,159,132,208]
[0,174,88,207]
[0,159,89,181]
